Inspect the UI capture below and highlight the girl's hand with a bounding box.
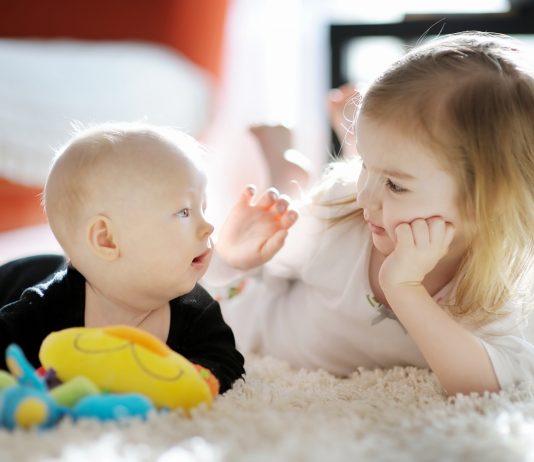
[378,217,455,290]
[216,186,298,271]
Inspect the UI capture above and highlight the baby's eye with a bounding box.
[177,208,190,218]
[385,178,407,193]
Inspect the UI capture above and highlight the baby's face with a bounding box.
[109,141,214,299]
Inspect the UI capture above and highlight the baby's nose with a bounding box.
[201,221,215,238]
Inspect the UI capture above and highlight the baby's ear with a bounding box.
[86,214,120,261]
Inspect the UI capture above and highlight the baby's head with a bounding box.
[358,32,534,321]
[44,122,214,300]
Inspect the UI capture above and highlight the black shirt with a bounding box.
[0,263,245,393]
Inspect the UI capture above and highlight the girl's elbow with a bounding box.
[441,380,501,397]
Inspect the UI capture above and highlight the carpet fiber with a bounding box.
[1,354,534,462]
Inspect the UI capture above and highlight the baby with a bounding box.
[0,122,284,393]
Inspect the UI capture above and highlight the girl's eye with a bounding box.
[177,208,190,218]
[385,178,407,193]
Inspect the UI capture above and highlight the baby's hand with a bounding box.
[378,217,455,290]
[216,186,298,270]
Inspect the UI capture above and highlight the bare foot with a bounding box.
[328,84,360,158]
[249,124,311,197]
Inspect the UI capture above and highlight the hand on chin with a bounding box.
[372,233,395,256]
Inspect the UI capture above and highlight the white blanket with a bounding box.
[1,354,533,461]
[0,39,212,186]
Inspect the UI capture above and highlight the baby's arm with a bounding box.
[379,218,500,395]
[215,186,298,271]
[172,285,245,393]
[0,299,48,371]
[0,321,13,370]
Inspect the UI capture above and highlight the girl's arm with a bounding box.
[379,217,500,395]
[382,284,500,395]
[215,186,298,271]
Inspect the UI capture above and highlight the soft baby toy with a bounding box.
[0,325,219,430]
[0,343,153,430]
[39,325,217,410]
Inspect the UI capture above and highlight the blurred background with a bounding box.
[217,0,534,170]
[1,0,533,260]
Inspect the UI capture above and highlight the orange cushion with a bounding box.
[0,179,47,232]
[0,0,229,79]
[0,0,229,232]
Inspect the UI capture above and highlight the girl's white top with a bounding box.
[206,179,534,389]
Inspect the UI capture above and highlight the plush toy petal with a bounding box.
[49,376,100,408]
[72,393,154,422]
[0,370,16,391]
[1,386,65,430]
[5,344,46,392]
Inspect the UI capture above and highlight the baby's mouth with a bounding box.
[192,249,211,265]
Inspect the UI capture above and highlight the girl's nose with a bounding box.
[357,178,381,211]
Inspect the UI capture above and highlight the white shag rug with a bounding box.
[1,354,534,462]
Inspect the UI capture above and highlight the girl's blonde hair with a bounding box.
[320,32,534,326]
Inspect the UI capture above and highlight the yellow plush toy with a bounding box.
[39,326,215,410]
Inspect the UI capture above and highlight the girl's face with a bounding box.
[355,114,468,257]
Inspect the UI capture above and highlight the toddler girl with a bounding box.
[209,31,534,395]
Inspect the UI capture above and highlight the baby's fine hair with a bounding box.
[327,32,534,326]
[43,122,205,248]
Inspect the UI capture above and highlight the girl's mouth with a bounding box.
[368,222,386,235]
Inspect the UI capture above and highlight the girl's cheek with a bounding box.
[382,208,405,237]
[386,223,400,242]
